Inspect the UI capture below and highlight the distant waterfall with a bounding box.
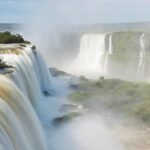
[108,34,113,55]
[137,33,145,80]
[68,34,106,79]
[104,34,113,75]
[0,45,53,150]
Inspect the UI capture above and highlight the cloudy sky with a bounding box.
[0,0,150,24]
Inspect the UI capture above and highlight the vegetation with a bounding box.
[0,31,27,44]
[69,78,150,126]
[103,31,150,80]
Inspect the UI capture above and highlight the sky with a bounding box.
[0,0,150,24]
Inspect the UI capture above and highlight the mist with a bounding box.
[11,0,150,149]
[18,0,150,75]
[48,116,125,150]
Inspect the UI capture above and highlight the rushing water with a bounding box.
[67,34,106,79]
[104,34,113,76]
[0,45,49,149]
[0,44,126,150]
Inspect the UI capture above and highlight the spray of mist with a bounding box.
[16,1,139,150]
[48,116,125,150]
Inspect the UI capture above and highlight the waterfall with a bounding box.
[0,43,126,150]
[0,76,48,150]
[104,34,113,75]
[137,33,145,80]
[68,34,106,79]
[0,44,54,150]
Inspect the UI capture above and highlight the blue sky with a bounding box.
[0,0,150,24]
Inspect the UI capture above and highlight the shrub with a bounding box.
[0,31,26,44]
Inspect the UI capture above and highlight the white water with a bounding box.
[0,44,125,150]
[0,76,48,150]
[108,34,113,55]
[104,34,113,75]
[67,34,106,79]
[0,45,51,150]
[137,33,145,80]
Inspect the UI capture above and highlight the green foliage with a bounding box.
[79,76,88,81]
[24,41,31,44]
[131,100,150,125]
[69,78,150,125]
[69,92,90,102]
[106,31,150,79]
[0,31,25,44]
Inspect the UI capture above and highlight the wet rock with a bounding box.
[52,112,81,126]
[69,83,80,90]
[43,91,52,96]
[49,67,70,77]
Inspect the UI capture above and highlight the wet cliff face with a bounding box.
[107,32,150,81]
[54,31,150,81]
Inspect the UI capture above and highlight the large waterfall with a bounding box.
[0,45,52,150]
[0,43,127,150]
[67,34,106,79]
[64,32,150,81]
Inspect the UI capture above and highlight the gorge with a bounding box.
[0,31,149,150]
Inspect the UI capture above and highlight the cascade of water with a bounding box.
[0,75,48,150]
[108,34,113,55]
[0,44,125,150]
[0,45,55,149]
[2,46,54,109]
[68,34,106,79]
[104,34,113,75]
[137,33,145,80]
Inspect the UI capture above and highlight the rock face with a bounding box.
[105,32,149,80]
[49,67,70,77]
[76,32,150,80]
[52,31,150,81]
[52,112,81,126]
